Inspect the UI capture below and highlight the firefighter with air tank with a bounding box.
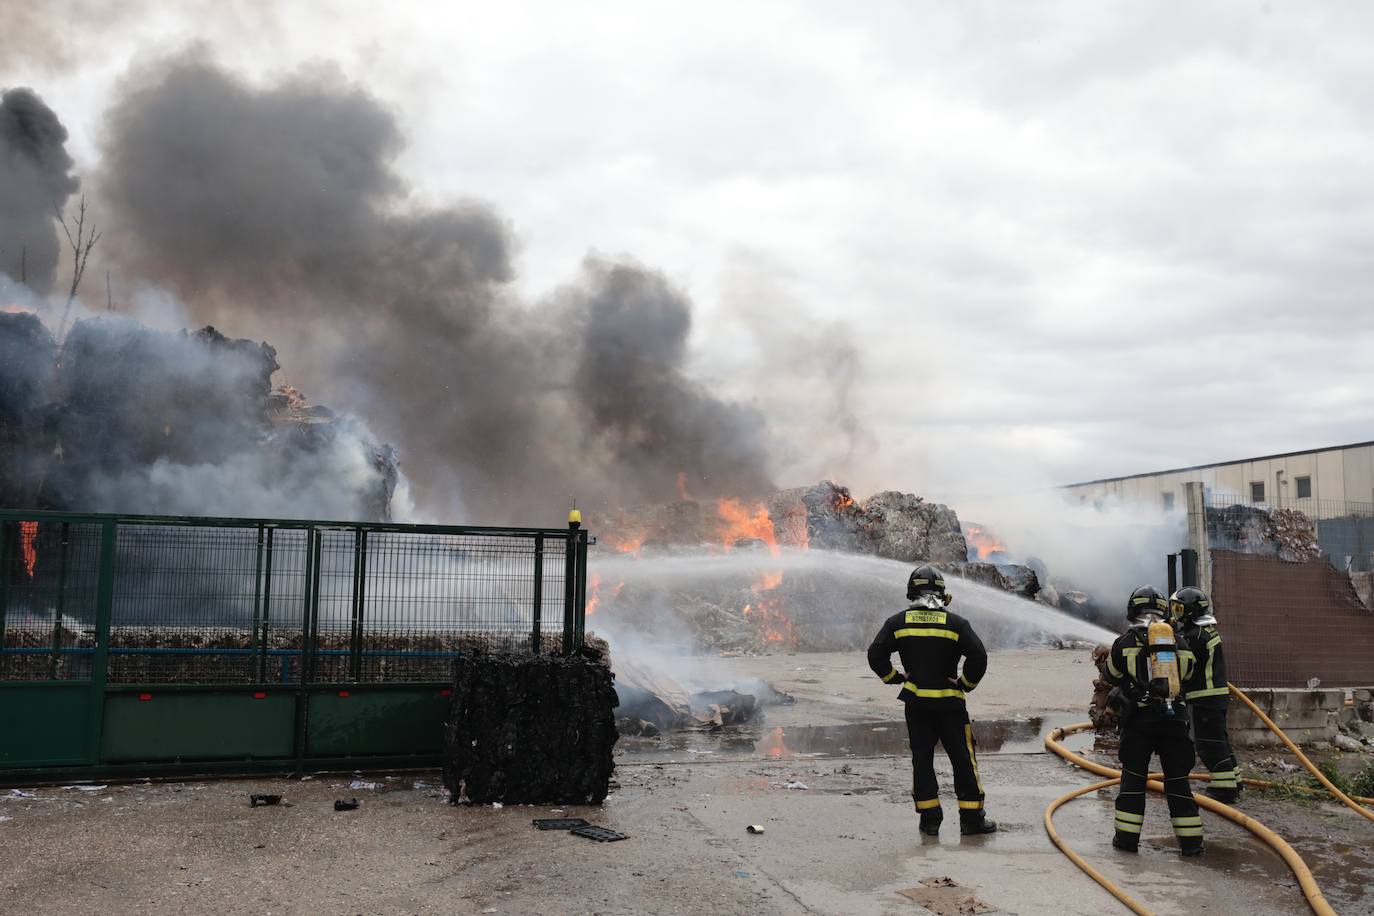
[1171,586,1242,803]
[1103,585,1204,855]
[867,564,997,836]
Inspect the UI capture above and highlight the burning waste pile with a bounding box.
[586,480,1112,659]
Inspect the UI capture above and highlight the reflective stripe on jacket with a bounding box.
[867,601,988,703]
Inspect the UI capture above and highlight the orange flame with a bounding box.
[755,570,783,591]
[586,572,601,616]
[585,572,623,616]
[965,524,1007,561]
[19,522,38,578]
[603,530,647,557]
[716,498,779,556]
[744,569,796,645]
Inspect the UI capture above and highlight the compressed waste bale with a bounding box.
[443,652,618,805]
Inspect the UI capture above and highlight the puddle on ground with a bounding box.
[618,713,1090,763]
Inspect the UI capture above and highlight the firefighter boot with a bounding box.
[959,812,997,835]
[1180,836,1205,857]
[1111,831,1139,853]
[1204,786,1239,804]
[918,812,942,836]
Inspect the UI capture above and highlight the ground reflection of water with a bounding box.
[618,714,1091,763]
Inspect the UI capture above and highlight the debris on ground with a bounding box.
[249,794,282,808]
[532,817,591,831]
[897,876,995,915]
[334,798,359,811]
[614,657,791,735]
[570,825,628,842]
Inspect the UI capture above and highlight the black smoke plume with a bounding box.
[96,56,774,522]
[0,88,79,295]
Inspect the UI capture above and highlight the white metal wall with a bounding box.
[1066,443,1374,518]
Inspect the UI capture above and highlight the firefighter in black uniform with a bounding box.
[867,564,996,836]
[1171,586,1241,803]
[1103,585,1203,855]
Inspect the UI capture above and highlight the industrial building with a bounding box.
[1064,440,1374,519]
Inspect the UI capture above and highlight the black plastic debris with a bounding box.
[570,825,628,842]
[333,798,360,811]
[532,817,591,831]
[249,794,282,808]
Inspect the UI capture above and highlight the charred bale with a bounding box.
[443,652,618,805]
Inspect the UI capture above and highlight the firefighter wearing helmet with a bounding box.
[1103,585,1204,855]
[1171,586,1241,803]
[867,564,996,836]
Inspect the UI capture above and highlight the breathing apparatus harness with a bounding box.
[1109,614,1186,725]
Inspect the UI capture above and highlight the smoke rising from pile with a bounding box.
[0,310,402,520]
[0,88,79,295]
[96,56,775,521]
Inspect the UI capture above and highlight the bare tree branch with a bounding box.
[55,194,102,338]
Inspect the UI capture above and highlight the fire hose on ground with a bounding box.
[1043,682,1374,916]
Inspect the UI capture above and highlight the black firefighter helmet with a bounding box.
[1126,585,1169,624]
[906,564,951,603]
[1170,587,1213,624]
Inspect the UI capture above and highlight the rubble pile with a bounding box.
[948,563,1039,599]
[594,480,1084,652]
[1336,688,1374,750]
[443,651,618,805]
[1266,509,1322,562]
[1206,504,1321,562]
[604,480,969,564]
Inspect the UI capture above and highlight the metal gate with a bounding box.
[0,510,589,784]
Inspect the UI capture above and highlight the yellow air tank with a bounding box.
[1146,620,1181,702]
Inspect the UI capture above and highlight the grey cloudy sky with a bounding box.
[7,1,1374,506]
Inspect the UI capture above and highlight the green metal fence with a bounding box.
[0,510,590,784]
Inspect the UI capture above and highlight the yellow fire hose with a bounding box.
[1042,681,1372,916]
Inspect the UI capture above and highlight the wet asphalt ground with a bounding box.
[2,650,1372,915]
